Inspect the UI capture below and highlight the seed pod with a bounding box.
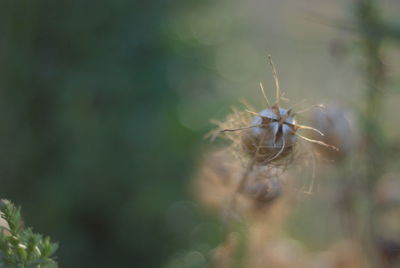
[211,56,337,168]
[242,107,297,165]
[243,174,281,204]
[310,104,356,161]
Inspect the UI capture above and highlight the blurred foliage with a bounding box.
[0,0,218,267]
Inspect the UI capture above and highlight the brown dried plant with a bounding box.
[206,56,338,214]
[196,55,343,268]
[210,55,337,169]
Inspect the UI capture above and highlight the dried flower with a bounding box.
[211,55,337,167]
[241,106,297,165]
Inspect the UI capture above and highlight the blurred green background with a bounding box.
[0,0,399,267]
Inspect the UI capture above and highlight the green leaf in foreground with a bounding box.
[0,200,58,268]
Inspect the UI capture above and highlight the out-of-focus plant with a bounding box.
[354,0,400,266]
[0,200,58,268]
[191,0,400,267]
[316,0,400,266]
[193,56,343,268]
[0,0,217,267]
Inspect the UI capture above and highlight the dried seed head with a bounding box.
[242,107,297,165]
[310,104,356,161]
[243,167,282,204]
[209,55,337,169]
[193,149,286,216]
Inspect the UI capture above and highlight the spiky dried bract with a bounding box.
[211,106,297,168]
[211,56,339,168]
[242,107,297,166]
[209,107,251,163]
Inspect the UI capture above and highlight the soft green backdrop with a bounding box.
[0,0,399,267]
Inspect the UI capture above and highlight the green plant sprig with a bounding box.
[0,200,58,268]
